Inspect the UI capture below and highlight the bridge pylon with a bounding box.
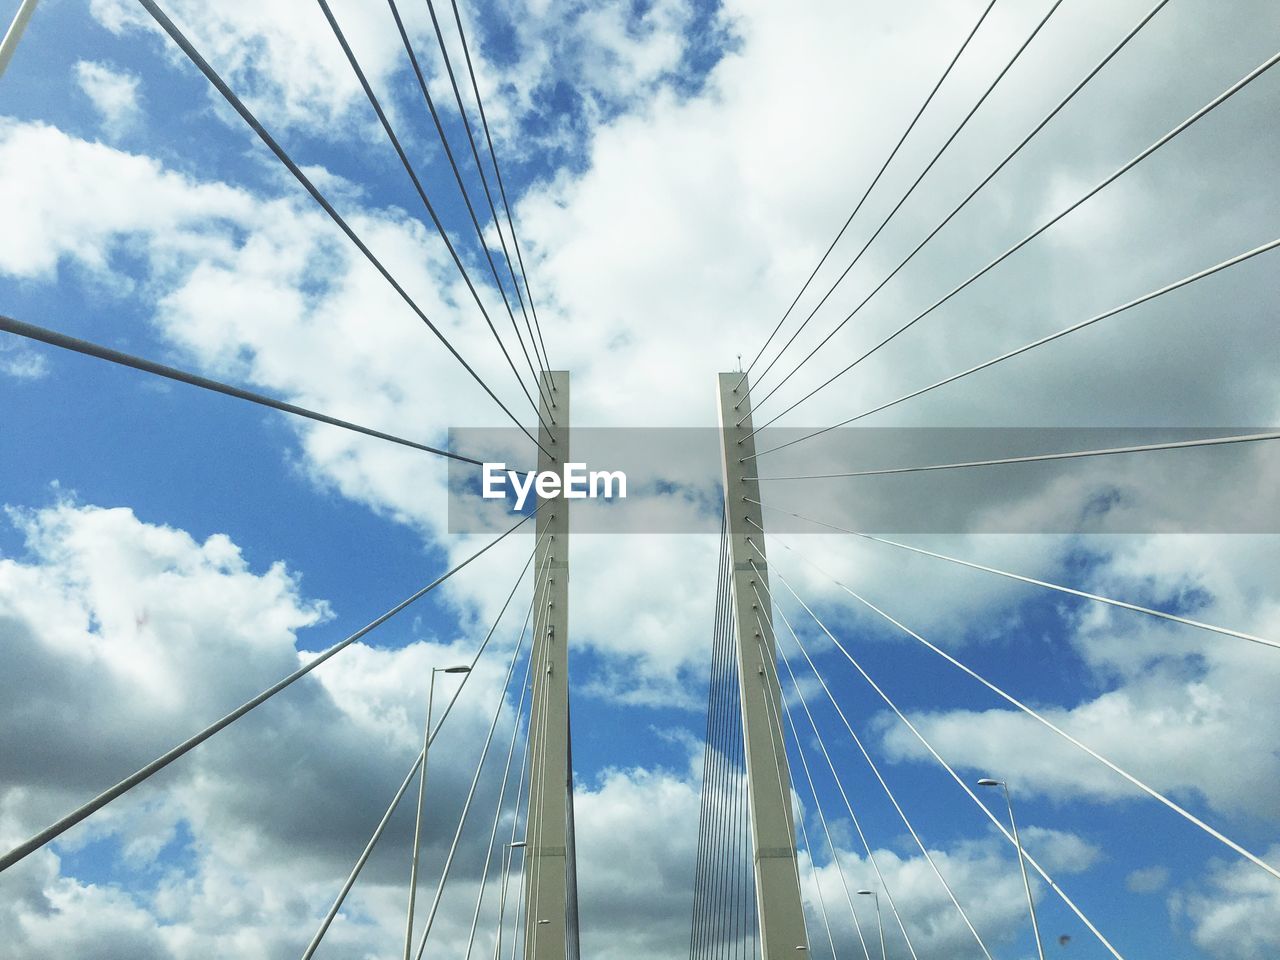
[715,372,809,958]
[524,370,580,960]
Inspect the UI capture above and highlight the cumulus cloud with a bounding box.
[0,498,543,958]
[1127,864,1169,894]
[0,338,49,379]
[74,60,142,137]
[1173,847,1280,960]
[2,0,1280,954]
[871,530,1280,824]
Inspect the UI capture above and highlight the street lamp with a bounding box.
[978,778,1044,960]
[856,889,886,960]
[494,840,527,960]
[404,664,471,960]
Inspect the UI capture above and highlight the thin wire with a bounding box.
[751,621,836,960]
[751,610,916,960]
[303,752,424,960]
[0,508,536,876]
[745,235,1280,462]
[747,605,812,953]
[766,552,1280,884]
[700,528,728,959]
[746,41,1279,436]
[523,570,558,956]
[747,430,1280,480]
[732,0,1001,397]
[300,534,543,960]
[761,616,874,960]
[383,0,552,415]
[752,564,994,959]
[411,586,537,960]
[494,591,542,960]
[742,0,1063,414]
[745,0,1171,421]
[422,0,552,398]
[315,0,552,435]
[463,558,544,960]
[691,516,731,958]
[499,635,540,960]
[748,510,1280,653]
[134,0,544,455]
[761,547,1125,959]
[0,314,492,468]
[794,771,837,960]
[447,0,555,378]
[714,530,743,959]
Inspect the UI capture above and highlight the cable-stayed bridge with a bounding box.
[1,0,1278,957]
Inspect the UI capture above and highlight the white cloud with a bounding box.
[0,338,49,379]
[1127,864,1169,894]
[795,825,1102,959]
[3,0,1280,952]
[87,0,400,135]
[873,530,1280,825]
[85,0,710,148]
[74,60,142,137]
[1173,847,1280,959]
[0,119,251,280]
[0,498,542,958]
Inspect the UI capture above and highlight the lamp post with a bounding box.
[856,889,886,960]
[494,840,526,960]
[404,664,471,960]
[978,778,1044,960]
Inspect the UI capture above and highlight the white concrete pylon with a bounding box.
[524,370,575,960]
[716,372,809,959]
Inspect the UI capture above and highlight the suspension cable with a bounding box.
[315,0,553,435]
[0,508,536,876]
[745,235,1280,461]
[491,582,545,960]
[447,0,556,378]
[134,0,546,456]
[690,515,732,958]
[749,622,839,960]
[421,0,552,398]
[410,585,538,959]
[748,510,1280,652]
[0,314,497,468]
[752,562,994,959]
[522,566,559,956]
[732,0,1000,397]
[747,605,813,953]
[744,43,1280,436]
[747,430,1280,480]
[762,604,874,960]
[750,606,913,959]
[765,616,876,960]
[382,0,552,414]
[463,590,540,960]
[760,544,1125,958]
[767,551,1280,883]
[743,0,1065,412]
[300,538,542,960]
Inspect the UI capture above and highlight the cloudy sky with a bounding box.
[1,0,1278,957]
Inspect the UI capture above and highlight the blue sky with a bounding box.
[2,0,1279,958]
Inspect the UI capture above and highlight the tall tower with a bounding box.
[524,370,579,960]
[716,372,808,958]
